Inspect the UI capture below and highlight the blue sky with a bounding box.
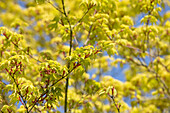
[1,0,170,112]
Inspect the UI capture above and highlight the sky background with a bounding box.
[1,0,170,112]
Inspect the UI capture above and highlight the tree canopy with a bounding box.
[0,0,170,112]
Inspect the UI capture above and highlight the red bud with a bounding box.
[63,70,65,75]
[112,87,114,96]
[85,53,90,58]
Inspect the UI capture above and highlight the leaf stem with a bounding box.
[111,96,120,113]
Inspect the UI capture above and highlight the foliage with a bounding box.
[0,0,170,113]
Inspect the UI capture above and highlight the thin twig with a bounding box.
[84,24,93,46]
[2,33,42,63]
[72,6,94,30]
[11,41,42,63]
[5,69,29,113]
[111,97,120,113]
[128,56,170,99]
[28,90,48,112]
[67,94,89,113]
[159,62,170,73]
[47,1,64,15]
